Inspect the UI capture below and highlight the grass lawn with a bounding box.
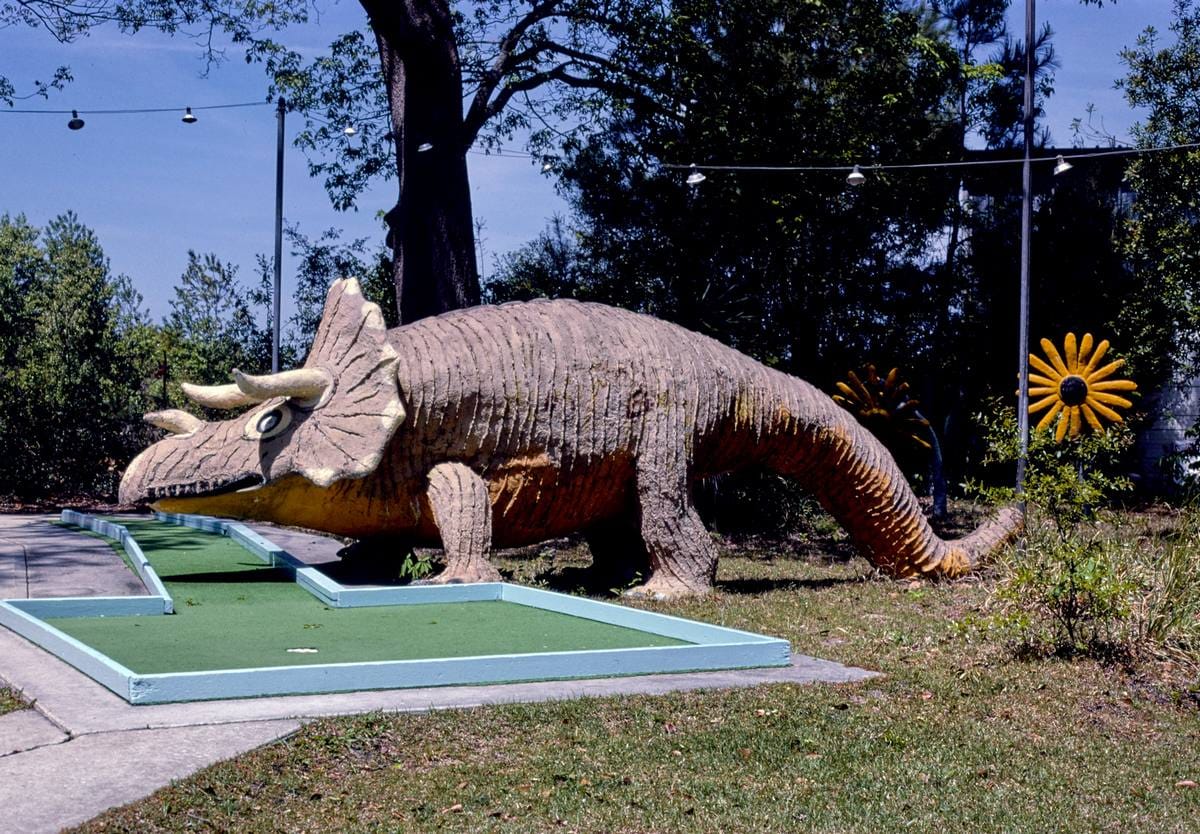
[71,508,1200,833]
[0,685,29,715]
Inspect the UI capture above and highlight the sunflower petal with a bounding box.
[1082,339,1110,375]
[1089,400,1124,423]
[1029,393,1060,414]
[1029,386,1058,396]
[847,371,874,404]
[1029,373,1058,387]
[1036,400,1064,431]
[835,382,858,401]
[1029,354,1062,380]
[1040,338,1071,377]
[1089,379,1137,392]
[1055,412,1070,442]
[1069,406,1082,438]
[1081,403,1104,432]
[1065,332,1079,373]
[1090,392,1133,409]
[1078,333,1095,368]
[1087,359,1126,383]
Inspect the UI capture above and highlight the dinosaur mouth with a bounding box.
[146,474,266,501]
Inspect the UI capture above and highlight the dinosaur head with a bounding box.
[119,279,405,518]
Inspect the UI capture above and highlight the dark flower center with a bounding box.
[1059,375,1088,406]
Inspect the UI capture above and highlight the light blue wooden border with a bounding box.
[60,510,173,614]
[0,600,136,698]
[3,511,791,704]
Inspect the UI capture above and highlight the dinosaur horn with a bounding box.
[181,381,263,409]
[143,409,204,435]
[232,368,331,406]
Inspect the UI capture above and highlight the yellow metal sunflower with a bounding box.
[1027,333,1137,442]
[833,364,932,452]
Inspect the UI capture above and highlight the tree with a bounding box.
[1,0,310,104]
[261,0,685,322]
[0,212,154,498]
[1117,0,1200,387]
[278,223,396,351]
[499,0,961,370]
[165,251,272,398]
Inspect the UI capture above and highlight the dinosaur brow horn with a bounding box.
[181,382,263,410]
[143,409,204,435]
[232,368,331,406]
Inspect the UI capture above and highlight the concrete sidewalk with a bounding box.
[0,514,878,833]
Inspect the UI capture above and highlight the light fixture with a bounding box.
[67,110,84,130]
[181,107,197,124]
[685,163,706,186]
[1053,154,1073,176]
[416,142,433,152]
[343,125,357,136]
[541,160,553,172]
[846,164,866,186]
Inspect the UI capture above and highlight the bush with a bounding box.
[970,400,1200,667]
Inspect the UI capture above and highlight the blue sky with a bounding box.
[0,0,1174,321]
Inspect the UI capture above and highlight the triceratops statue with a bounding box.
[121,279,1019,598]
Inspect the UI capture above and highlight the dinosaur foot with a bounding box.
[622,575,710,601]
[418,563,503,585]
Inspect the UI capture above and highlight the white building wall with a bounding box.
[1137,376,1200,492]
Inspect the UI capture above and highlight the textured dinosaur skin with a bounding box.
[120,279,1020,597]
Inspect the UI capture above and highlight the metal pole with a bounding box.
[272,96,285,373]
[1015,0,1035,512]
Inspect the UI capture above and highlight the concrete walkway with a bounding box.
[0,514,878,833]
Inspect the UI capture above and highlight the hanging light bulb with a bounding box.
[416,141,433,152]
[1053,154,1073,176]
[685,163,706,186]
[67,110,85,130]
[181,107,197,124]
[343,124,357,136]
[846,164,866,186]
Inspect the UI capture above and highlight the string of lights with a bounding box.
[667,140,1200,186]
[0,101,268,115]
[9,97,1194,179]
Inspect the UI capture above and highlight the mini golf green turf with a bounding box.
[47,518,687,675]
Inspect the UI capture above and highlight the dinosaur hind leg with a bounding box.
[425,462,503,584]
[624,461,717,599]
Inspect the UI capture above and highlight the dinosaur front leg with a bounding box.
[624,463,718,600]
[424,462,503,584]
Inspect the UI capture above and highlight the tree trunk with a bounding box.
[360,0,481,324]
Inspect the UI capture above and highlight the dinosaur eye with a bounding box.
[244,405,292,440]
[257,410,282,434]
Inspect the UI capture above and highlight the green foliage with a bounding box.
[3,0,310,104]
[968,399,1200,665]
[492,0,963,376]
[398,551,436,583]
[988,526,1137,658]
[1117,0,1200,385]
[165,251,273,394]
[280,224,397,356]
[969,398,1134,534]
[0,213,155,498]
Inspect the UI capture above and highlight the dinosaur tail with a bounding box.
[761,380,1022,578]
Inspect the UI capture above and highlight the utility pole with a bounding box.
[272,96,286,373]
[1015,0,1035,513]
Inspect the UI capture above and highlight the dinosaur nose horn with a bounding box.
[144,409,204,435]
[233,368,332,406]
